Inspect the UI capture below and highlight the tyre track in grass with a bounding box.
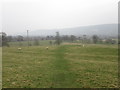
[51,45,75,88]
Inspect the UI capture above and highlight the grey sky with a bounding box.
[1,0,119,35]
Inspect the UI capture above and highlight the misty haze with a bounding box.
[0,0,119,88]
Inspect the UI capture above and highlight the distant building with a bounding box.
[102,39,106,42]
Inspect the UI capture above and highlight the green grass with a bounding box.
[2,44,118,88]
[8,40,55,47]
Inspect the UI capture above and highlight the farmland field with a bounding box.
[2,44,118,88]
[8,40,55,47]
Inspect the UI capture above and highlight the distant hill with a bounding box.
[24,24,118,36]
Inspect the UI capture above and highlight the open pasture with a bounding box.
[2,44,118,88]
[8,40,55,47]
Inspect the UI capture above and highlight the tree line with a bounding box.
[0,32,118,47]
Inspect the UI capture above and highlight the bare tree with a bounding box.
[1,32,9,47]
[17,35,24,46]
[55,32,62,45]
[70,35,76,42]
[92,35,99,44]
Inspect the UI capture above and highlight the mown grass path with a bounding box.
[51,45,76,88]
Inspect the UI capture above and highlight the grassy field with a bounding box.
[8,40,55,47]
[2,44,118,88]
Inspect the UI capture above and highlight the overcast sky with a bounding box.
[1,0,119,35]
